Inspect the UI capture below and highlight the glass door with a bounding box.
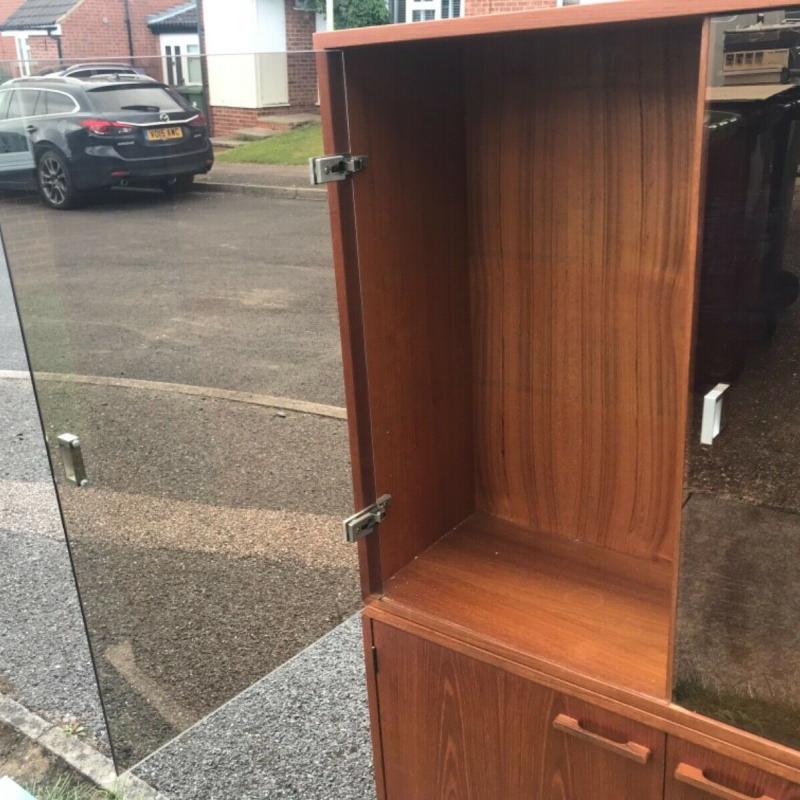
[673,6,800,749]
[0,50,358,772]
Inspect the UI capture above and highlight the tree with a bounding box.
[315,0,389,29]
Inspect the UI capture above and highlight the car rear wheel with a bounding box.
[37,149,83,210]
[162,174,194,194]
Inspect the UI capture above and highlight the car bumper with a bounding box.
[72,143,214,190]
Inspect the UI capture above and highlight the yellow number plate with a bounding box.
[146,126,182,142]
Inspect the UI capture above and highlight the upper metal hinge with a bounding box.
[309,154,368,185]
[343,493,391,543]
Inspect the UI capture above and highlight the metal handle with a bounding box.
[674,763,776,800]
[701,383,729,445]
[552,714,651,765]
[25,124,37,133]
[57,433,88,487]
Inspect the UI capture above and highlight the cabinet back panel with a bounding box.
[344,43,475,581]
[466,24,704,561]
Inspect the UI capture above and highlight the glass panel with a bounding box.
[0,50,357,772]
[0,236,111,755]
[674,7,800,748]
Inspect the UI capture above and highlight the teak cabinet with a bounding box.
[315,2,800,798]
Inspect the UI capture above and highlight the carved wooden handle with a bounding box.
[674,763,776,800]
[551,714,651,765]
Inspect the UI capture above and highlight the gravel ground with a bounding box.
[132,614,374,800]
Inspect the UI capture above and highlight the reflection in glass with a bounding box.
[674,8,800,749]
[0,51,359,770]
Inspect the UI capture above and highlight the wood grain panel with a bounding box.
[667,739,800,800]
[343,43,475,581]
[466,24,703,560]
[315,0,797,50]
[543,694,666,799]
[373,621,666,800]
[382,512,672,697]
[316,51,383,597]
[368,601,800,785]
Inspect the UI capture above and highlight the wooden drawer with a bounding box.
[371,621,666,799]
[666,739,800,800]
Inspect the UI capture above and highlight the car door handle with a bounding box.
[25,124,36,133]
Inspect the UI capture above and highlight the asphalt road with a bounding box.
[1,189,344,407]
[0,187,359,770]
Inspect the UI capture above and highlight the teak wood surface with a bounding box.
[366,609,800,786]
[342,42,476,582]
[314,0,800,49]
[380,512,672,697]
[320,2,800,793]
[465,24,701,560]
[316,52,383,596]
[666,740,800,800]
[373,621,666,800]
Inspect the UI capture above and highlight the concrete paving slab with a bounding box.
[132,614,374,800]
[257,113,320,130]
[233,128,277,141]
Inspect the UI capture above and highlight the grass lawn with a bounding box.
[216,123,322,166]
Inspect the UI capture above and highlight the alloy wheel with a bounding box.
[39,155,69,206]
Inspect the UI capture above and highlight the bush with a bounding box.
[315,0,389,29]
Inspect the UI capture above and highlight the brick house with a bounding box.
[201,0,321,135]
[0,0,24,70]
[203,0,580,136]
[0,0,198,79]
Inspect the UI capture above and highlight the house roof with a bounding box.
[147,1,197,33]
[0,0,77,30]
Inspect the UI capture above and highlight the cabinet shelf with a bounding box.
[379,512,672,699]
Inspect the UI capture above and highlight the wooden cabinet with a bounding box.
[666,740,800,800]
[316,1,800,798]
[373,622,666,800]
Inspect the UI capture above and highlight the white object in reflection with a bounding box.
[700,383,730,446]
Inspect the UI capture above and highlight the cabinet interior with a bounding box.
[344,20,706,700]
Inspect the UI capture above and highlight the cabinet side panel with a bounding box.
[344,43,475,580]
[467,23,704,561]
[317,52,382,596]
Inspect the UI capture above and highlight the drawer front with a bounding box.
[372,621,665,799]
[666,739,800,800]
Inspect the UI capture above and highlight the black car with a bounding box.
[0,74,214,209]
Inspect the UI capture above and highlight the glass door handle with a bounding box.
[701,383,729,446]
[57,433,88,487]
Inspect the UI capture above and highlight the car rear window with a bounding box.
[87,86,184,113]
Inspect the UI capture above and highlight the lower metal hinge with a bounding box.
[343,493,391,543]
[309,153,368,185]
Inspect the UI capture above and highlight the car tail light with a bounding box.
[80,119,135,136]
[189,112,207,128]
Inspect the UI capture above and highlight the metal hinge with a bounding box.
[308,154,368,185]
[343,493,391,543]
